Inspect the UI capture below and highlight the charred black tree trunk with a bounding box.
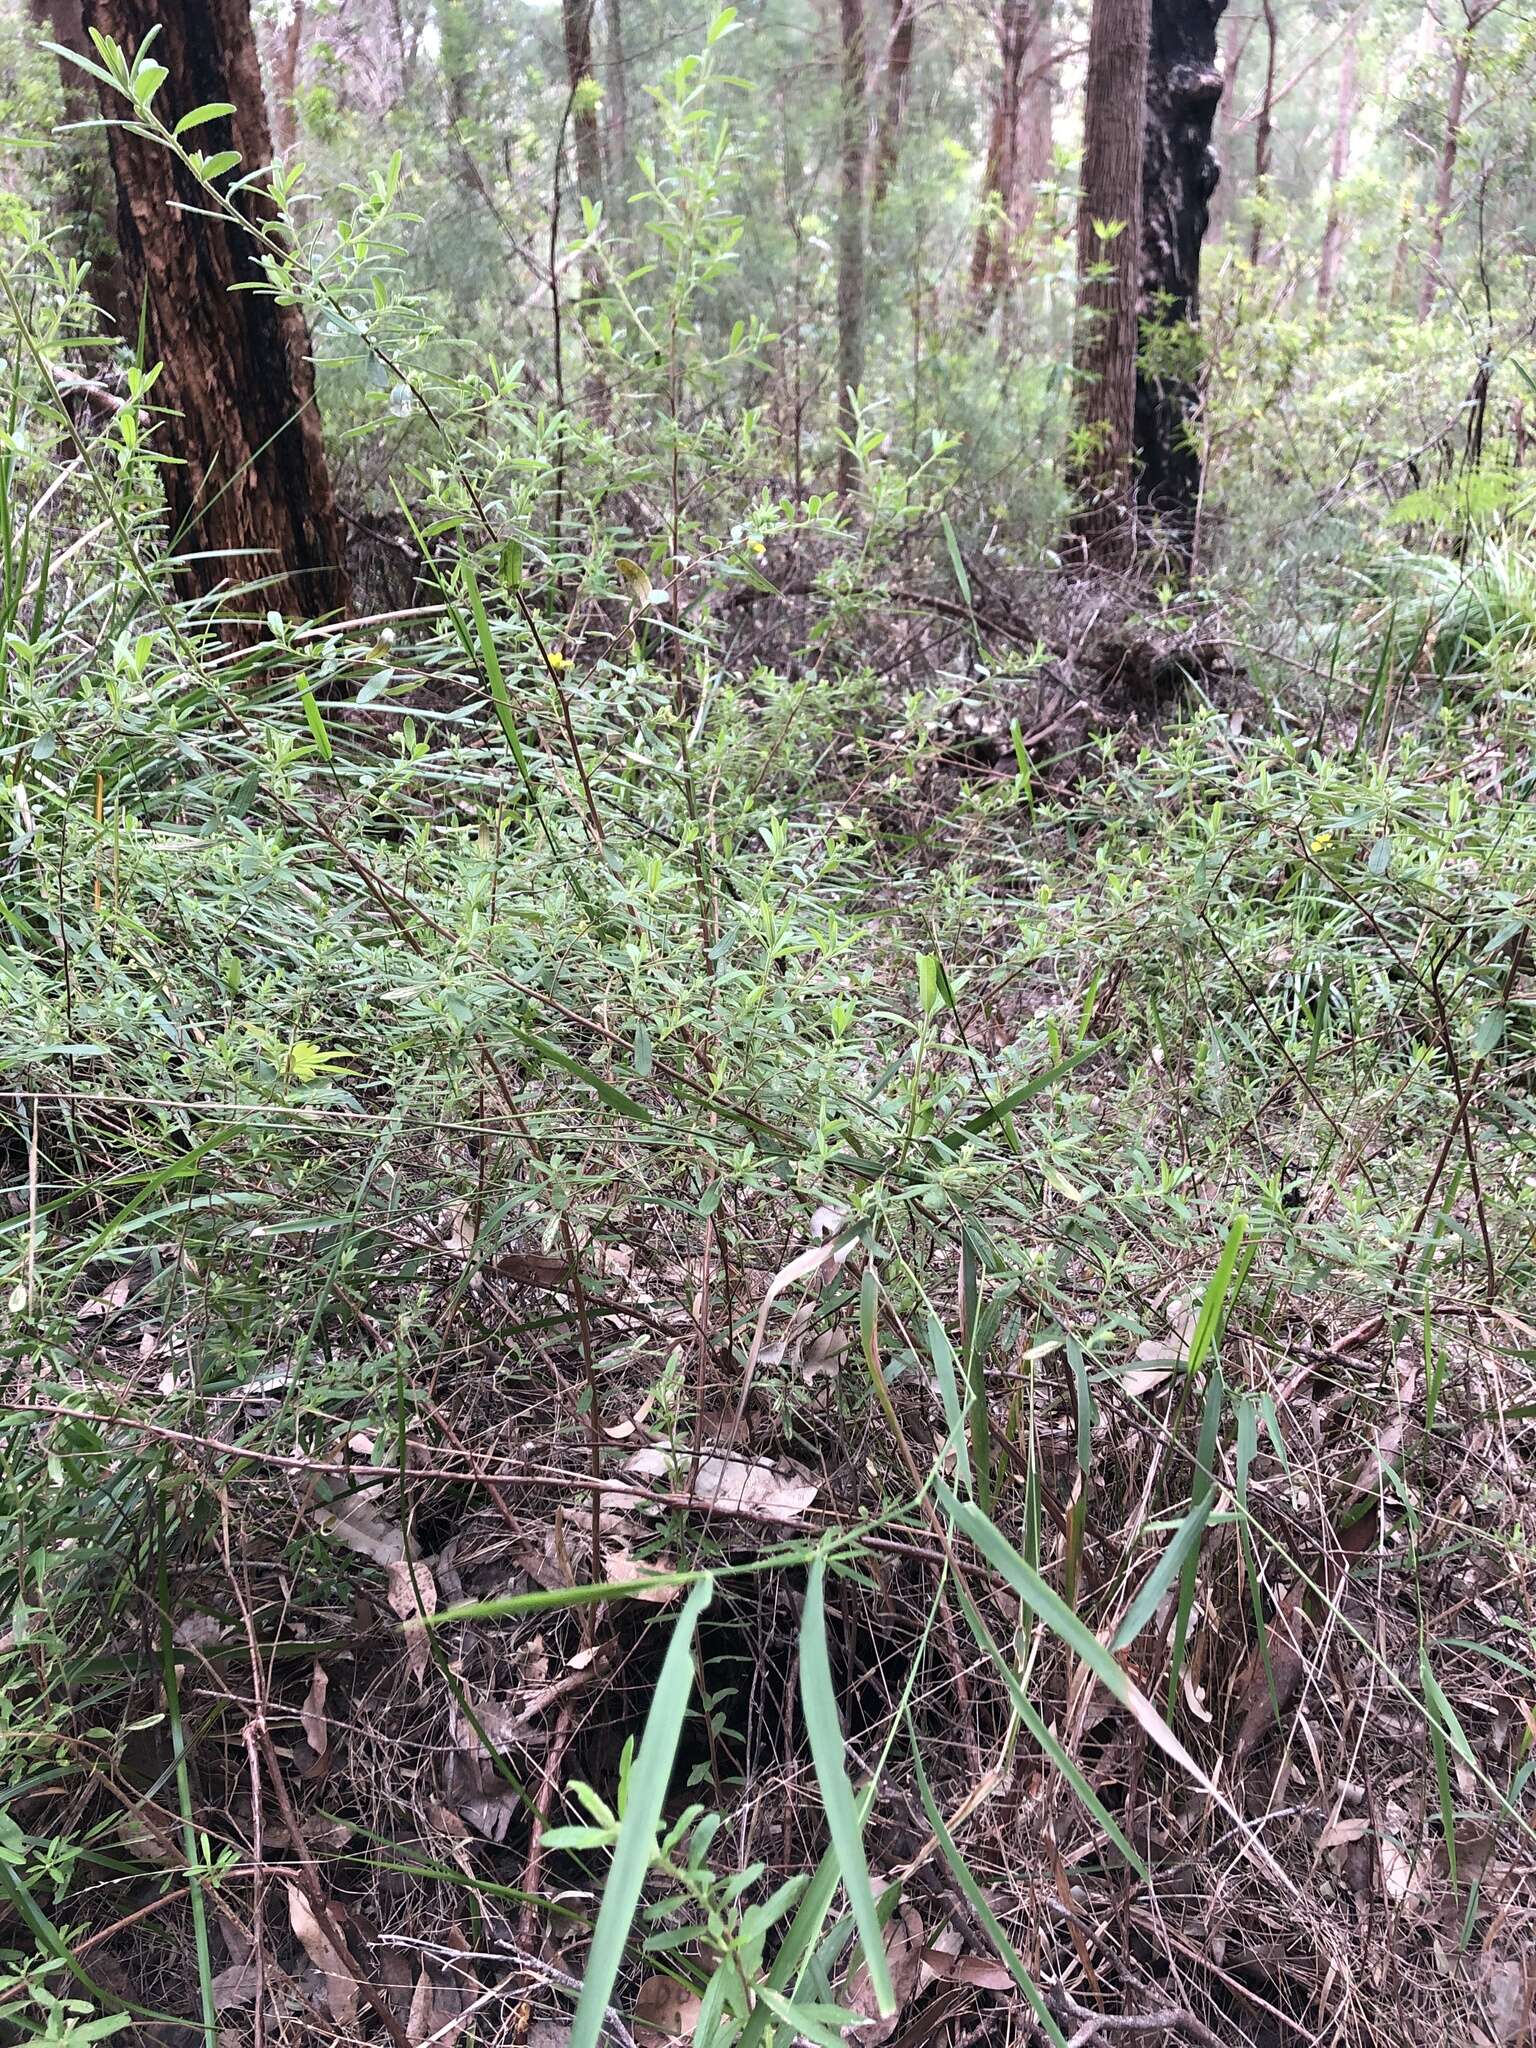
[1135,0,1226,553]
[83,0,350,623]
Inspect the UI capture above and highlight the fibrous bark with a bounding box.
[1134,0,1226,547]
[1070,0,1150,559]
[84,0,349,621]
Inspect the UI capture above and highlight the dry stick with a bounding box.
[15,1399,948,1567]
[517,1701,576,1949]
[251,1718,413,2048]
[1058,1994,1225,2048]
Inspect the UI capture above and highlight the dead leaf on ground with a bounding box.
[919,1947,1015,1992]
[407,1965,477,2048]
[603,1541,680,1602]
[286,1884,358,2026]
[173,1612,226,1652]
[320,1486,405,1567]
[690,1454,819,1520]
[843,1906,926,2043]
[1317,1813,1370,1854]
[78,1273,133,1320]
[210,1961,260,2012]
[632,1973,705,2046]
[300,1662,330,1757]
[387,1557,439,1683]
[619,1445,819,1521]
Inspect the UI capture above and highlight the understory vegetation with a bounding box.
[3,2,1536,2046]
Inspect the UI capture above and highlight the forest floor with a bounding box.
[4,534,1536,2048]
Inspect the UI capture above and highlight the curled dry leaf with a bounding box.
[1317,1813,1371,1854]
[300,1661,329,1757]
[286,1883,358,2027]
[632,1973,705,2046]
[387,1557,439,1684]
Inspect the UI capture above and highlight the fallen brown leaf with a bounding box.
[286,1883,358,2026]
[300,1662,329,1758]
[632,1973,705,2046]
[387,1557,439,1684]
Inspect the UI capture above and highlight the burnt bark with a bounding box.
[1133,0,1226,549]
[84,0,349,621]
[1070,0,1150,560]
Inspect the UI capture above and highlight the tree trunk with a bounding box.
[1417,28,1472,317]
[1135,0,1226,546]
[1070,0,1150,560]
[1315,8,1358,315]
[1248,0,1277,265]
[870,0,916,207]
[561,0,605,212]
[1011,21,1054,250]
[263,1,304,160]
[970,0,1033,299]
[28,0,128,327]
[1206,0,1244,239]
[836,0,866,496]
[606,0,629,190]
[83,0,349,622]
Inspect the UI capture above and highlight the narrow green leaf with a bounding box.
[571,1576,714,2048]
[799,1553,894,2017]
[908,1729,1066,2047]
[940,512,972,609]
[296,674,333,763]
[925,1311,973,1496]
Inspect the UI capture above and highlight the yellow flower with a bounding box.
[1310,830,1334,851]
[547,647,570,672]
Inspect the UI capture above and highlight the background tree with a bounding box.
[1248,0,1277,262]
[969,0,1034,298]
[1418,0,1502,316]
[836,0,866,494]
[870,0,917,206]
[82,0,349,619]
[561,0,604,211]
[1071,0,1151,558]
[1136,0,1226,545]
[1315,5,1360,313]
